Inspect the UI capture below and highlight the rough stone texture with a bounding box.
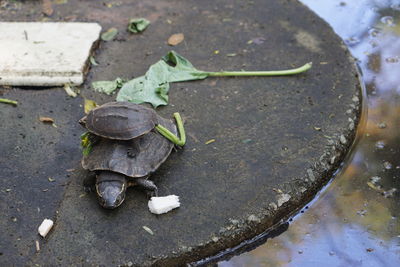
[0,0,362,266]
[0,22,101,86]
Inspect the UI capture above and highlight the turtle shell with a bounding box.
[81,102,158,140]
[82,116,177,178]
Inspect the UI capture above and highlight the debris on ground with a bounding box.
[0,98,18,106]
[42,0,53,16]
[205,139,216,144]
[35,240,40,252]
[148,195,180,214]
[64,83,78,97]
[101,27,118,41]
[38,218,54,237]
[142,226,154,235]
[128,18,150,33]
[168,33,184,46]
[84,98,98,114]
[377,122,387,129]
[92,77,124,95]
[89,56,99,66]
[39,116,54,124]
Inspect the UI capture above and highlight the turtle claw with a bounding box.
[146,188,158,198]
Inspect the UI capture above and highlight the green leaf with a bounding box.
[113,51,311,108]
[92,78,124,95]
[116,51,207,107]
[80,132,92,156]
[117,76,169,107]
[101,27,118,41]
[128,18,150,33]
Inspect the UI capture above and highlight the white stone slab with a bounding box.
[0,22,102,86]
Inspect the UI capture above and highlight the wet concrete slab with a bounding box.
[0,0,361,265]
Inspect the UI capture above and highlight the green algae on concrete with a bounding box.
[0,0,362,266]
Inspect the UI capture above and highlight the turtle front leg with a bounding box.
[83,172,96,192]
[155,112,186,146]
[136,178,158,197]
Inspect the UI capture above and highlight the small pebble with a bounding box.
[377,122,387,129]
[375,141,385,149]
[383,161,393,170]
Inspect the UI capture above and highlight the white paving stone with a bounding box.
[0,22,102,86]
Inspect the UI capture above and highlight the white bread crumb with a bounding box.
[38,219,54,237]
[148,195,180,214]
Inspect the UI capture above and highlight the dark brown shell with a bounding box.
[81,102,158,140]
[82,116,177,178]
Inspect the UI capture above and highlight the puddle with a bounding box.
[220,1,400,266]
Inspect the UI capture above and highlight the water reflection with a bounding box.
[222,0,400,266]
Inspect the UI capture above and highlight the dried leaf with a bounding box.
[39,117,54,123]
[101,27,118,41]
[168,33,184,46]
[84,98,98,114]
[128,18,150,33]
[42,0,53,16]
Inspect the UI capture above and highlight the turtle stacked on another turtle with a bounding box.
[79,101,185,209]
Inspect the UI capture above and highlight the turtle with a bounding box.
[82,116,177,209]
[80,101,186,146]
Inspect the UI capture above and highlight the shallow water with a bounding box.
[221,0,400,266]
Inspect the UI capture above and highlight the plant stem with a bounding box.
[0,98,18,106]
[155,112,186,146]
[204,62,312,77]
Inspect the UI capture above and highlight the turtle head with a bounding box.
[96,172,127,209]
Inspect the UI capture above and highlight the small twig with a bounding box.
[35,240,40,252]
[0,98,18,106]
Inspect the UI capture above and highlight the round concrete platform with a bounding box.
[0,0,361,266]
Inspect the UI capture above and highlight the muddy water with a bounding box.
[221,1,400,266]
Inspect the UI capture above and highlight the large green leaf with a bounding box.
[116,51,207,107]
[98,51,312,108]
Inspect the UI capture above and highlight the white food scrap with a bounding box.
[148,195,180,215]
[142,226,154,235]
[38,218,54,237]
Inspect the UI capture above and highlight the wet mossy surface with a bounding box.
[0,0,361,265]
